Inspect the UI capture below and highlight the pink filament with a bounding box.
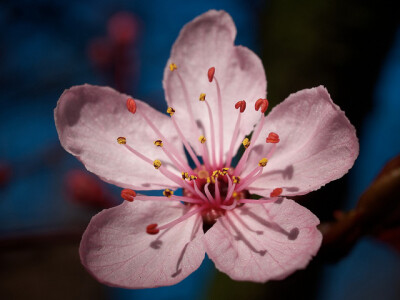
[214,77,224,168]
[225,111,242,167]
[157,206,204,231]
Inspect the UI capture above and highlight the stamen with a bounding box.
[169,63,177,71]
[220,175,237,210]
[146,223,159,235]
[170,114,202,169]
[181,172,189,180]
[213,75,224,168]
[258,158,268,167]
[239,198,278,204]
[154,139,163,147]
[234,113,266,176]
[138,109,192,171]
[126,98,137,114]
[193,180,210,203]
[236,167,263,192]
[153,159,162,169]
[198,135,206,143]
[189,175,198,181]
[157,207,204,231]
[121,189,136,202]
[225,101,245,167]
[163,188,174,197]
[199,93,206,101]
[255,98,269,113]
[215,176,221,204]
[266,132,280,143]
[158,166,196,194]
[234,100,247,113]
[208,67,215,82]
[117,136,126,144]
[270,188,283,197]
[167,107,175,116]
[204,182,216,204]
[232,176,240,184]
[134,194,202,204]
[201,99,217,168]
[242,138,250,149]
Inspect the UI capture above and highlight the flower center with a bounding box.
[117,64,283,235]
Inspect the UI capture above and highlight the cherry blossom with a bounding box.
[55,10,358,288]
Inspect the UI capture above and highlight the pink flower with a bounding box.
[54,10,359,288]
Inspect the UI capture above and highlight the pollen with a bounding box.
[117,137,126,144]
[169,63,177,71]
[198,135,206,143]
[258,158,268,167]
[153,159,162,169]
[167,107,175,116]
[255,98,269,113]
[199,93,206,101]
[266,132,280,143]
[126,98,137,114]
[146,223,159,235]
[220,168,229,175]
[181,172,189,180]
[270,188,283,197]
[242,138,250,149]
[163,188,174,198]
[208,67,215,82]
[120,189,136,202]
[232,176,240,184]
[189,175,198,181]
[154,140,163,147]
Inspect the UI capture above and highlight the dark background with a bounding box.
[1,0,399,299]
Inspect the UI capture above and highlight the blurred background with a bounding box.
[1,0,400,299]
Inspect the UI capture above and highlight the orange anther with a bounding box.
[146,223,159,235]
[163,188,174,197]
[270,188,283,197]
[121,189,136,202]
[255,98,269,113]
[208,67,215,82]
[126,98,137,114]
[266,132,280,143]
[117,137,126,144]
[235,100,247,113]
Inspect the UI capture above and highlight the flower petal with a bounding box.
[204,198,321,282]
[244,86,359,196]
[80,200,205,288]
[163,10,267,158]
[55,84,186,190]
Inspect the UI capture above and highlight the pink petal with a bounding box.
[244,86,359,196]
[204,198,322,282]
[55,84,186,190]
[80,200,205,288]
[163,10,266,157]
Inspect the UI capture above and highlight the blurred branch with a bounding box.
[320,154,400,261]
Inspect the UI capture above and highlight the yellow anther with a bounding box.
[199,93,206,101]
[169,63,177,71]
[232,191,239,199]
[153,159,162,169]
[232,176,240,184]
[258,158,268,167]
[242,138,250,149]
[163,188,174,198]
[206,177,211,183]
[181,172,189,180]
[220,168,229,175]
[117,137,126,144]
[212,170,219,177]
[167,107,175,116]
[154,140,163,147]
[189,175,198,181]
[198,135,206,144]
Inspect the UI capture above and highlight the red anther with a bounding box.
[255,98,269,113]
[234,100,247,113]
[121,189,136,202]
[126,98,137,114]
[266,132,280,143]
[146,223,159,235]
[270,188,283,197]
[208,67,215,82]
